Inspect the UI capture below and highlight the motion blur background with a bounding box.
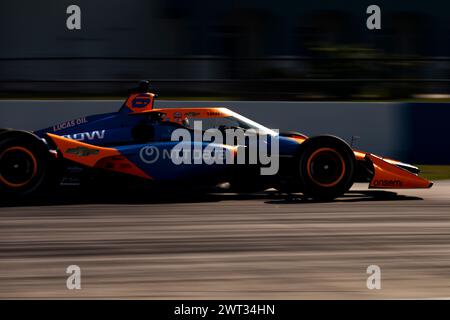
[4,1,450,302]
[1,0,449,99]
[1,0,449,164]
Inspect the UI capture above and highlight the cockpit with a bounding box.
[130,108,277,144]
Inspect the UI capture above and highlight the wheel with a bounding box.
[297,135,356,200]
[0,134,50,197]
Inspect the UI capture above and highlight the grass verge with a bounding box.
[418,165,450,181]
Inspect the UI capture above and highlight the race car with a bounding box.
[0,81,432,200]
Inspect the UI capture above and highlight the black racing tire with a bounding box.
[0,134,50,197]
[297,135,356,201]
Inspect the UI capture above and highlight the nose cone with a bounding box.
[367,154,433,189]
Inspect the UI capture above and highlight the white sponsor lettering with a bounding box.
[53,117,87,132]
[138,122,280,175]
[140,146,160,164]
[63,130,106,141]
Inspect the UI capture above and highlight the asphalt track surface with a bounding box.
[1,182,450,299]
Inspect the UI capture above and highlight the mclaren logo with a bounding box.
[66,146,100,157]
[373,179,403,187]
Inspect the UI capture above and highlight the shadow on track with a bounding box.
[0,187,422,208]
[264,190,422,204]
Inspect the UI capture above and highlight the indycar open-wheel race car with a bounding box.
[0,81,432,201]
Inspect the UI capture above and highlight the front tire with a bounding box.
[297,135,356,200]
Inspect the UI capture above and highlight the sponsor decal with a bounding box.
[139,146,160,164]
[138,121,280,175]
[207,111,221,117]
[373,179,403,187]
[63,130,106,141]
[184,112,200,117]
[53,117,88,132]
[132,93,151,108]
[66,146,100,157]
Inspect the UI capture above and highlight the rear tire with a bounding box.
[297,135,356,201]
[0,134,49,197]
